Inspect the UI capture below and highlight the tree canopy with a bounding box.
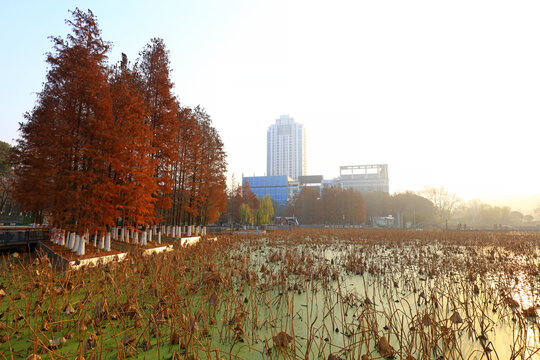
[0,141,12,176]
[12,9,227,233]
[286,187,366,225]
[256,195,274,225]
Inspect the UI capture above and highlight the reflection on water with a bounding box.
[510,272,539,358]
[512,272,536,310]
[236,238,540,359]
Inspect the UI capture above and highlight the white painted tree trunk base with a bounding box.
[72,235,79,252]
[77,236,85,256]
[105,233,111,251]
[98,234,104,250]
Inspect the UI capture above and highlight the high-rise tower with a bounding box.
[267,115,306,180]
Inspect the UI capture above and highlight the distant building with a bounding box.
[373,215,395,227]
[267,115,306,180]
[331,164,389,193]
[274,216,299,226]
[242,175,297,207]
[243,165,388,208]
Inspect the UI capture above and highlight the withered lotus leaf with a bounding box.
[272,331,293,347]
[377,336,394,358]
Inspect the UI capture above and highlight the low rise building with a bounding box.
[242,165,388,207]
[242,175,296,207]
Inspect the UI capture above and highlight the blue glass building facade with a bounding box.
[242,175,295,206]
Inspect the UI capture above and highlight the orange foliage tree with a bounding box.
[109,53,159,229]
[13,9,118,234]
[242,181,259,211]
[191,107,227,225]
[137,38,179,215]
[12,9,228,237]
[168,107,227,226]
[286,187,366,225]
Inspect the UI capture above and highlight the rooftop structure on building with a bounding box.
[267,115,306,180]
[332,164,389,193]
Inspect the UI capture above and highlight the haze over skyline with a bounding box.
[1,0,539,203]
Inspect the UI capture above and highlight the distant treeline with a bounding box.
[285,187,366,225]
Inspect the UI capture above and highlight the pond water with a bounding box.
[224,237,539,359]
[0,230,538,359]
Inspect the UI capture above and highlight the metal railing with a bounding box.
[0,227,48,247]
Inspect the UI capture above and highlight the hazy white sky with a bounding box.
[1,0,539,201]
